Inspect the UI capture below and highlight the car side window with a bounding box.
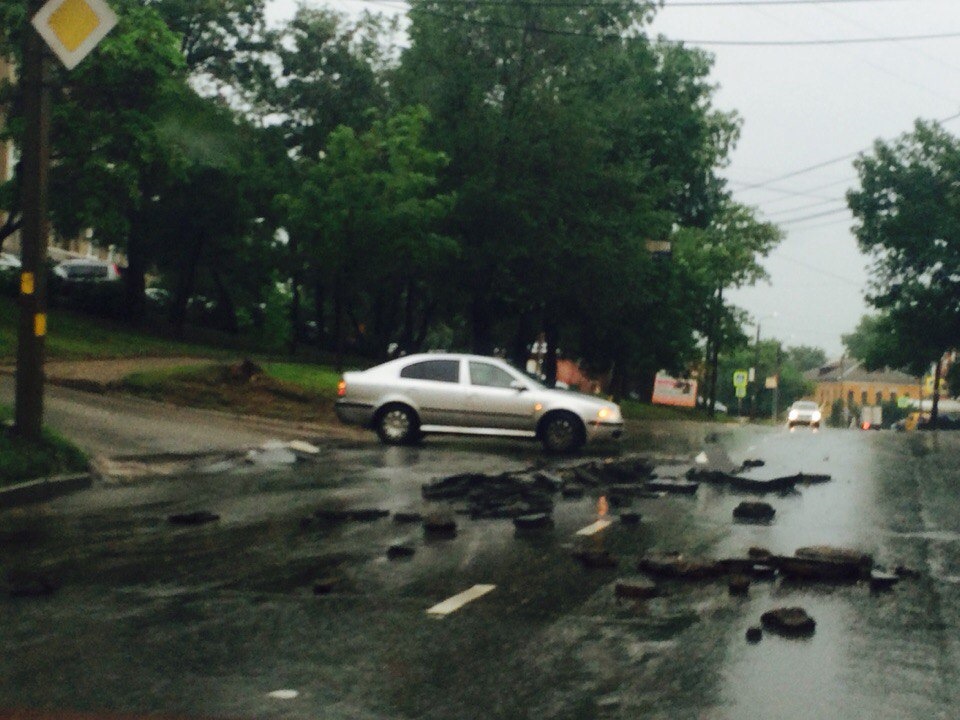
[399,359,460,383]
[469,362,516,389]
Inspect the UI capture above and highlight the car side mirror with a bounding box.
[510,381,527,392]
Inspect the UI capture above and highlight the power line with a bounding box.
[762,197,847,218]
[735,110,960,191]
[776,206,852,225]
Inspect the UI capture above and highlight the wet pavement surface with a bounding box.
[2,424,960,719]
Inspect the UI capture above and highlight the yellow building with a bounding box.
[805,359,921,418]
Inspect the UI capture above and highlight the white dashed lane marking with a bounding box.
[427,584,496,616]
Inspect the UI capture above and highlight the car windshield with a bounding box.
[794,402,819,410]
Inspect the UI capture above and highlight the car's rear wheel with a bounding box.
[540,412,584,454]
[375,404,419,445]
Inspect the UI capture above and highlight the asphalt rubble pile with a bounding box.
[418,454,700,524]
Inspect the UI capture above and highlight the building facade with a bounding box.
[806,359,921,418]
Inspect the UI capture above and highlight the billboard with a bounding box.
[651,372,697,408]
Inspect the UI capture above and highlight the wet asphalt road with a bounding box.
[2,424,960,719]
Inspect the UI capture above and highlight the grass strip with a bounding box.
[0,406,88,486]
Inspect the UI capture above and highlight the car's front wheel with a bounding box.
[540,412,584,454]
[375,404,419,445]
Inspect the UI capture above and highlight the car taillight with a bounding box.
[337,379,346,397]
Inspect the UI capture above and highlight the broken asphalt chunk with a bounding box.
[637,553,723,580]
[746,626,763,643]
[168,511,219,526]
[761,607,816,637]
[733,501,776,523]
[349,508,390,522]
[423,510,457,538]
[394,511,424,524]
[314,508,351,523]
[513,513,554,531]
[387,544,416,560]
[615,579,658,600]
[869,570,900,592]
[728,575,751,596]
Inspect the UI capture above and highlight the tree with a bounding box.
[280,105,455,369]
[396,0,744,388]
[673,200,782,415]
[787,345,827,373]
[848,119,960,423]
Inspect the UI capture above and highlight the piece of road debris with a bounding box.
[313,508,351,523]
[733,501,776,523]
[740,459,766,470]
[760,607,816,637]
[869,570,900,592]
[387,544,416,560]
[729,575,751,596]
[619,512,641,525]
[746,626,763,643]
[349,508,390,522]
[513,513,554,531]
[168,510,220,526]
[394,511,424,524]
[637,553,723,580]
[615,578,658,600]
[423,510,457,538]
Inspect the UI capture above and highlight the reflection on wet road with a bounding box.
[2,425,960,719]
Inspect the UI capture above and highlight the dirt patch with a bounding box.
[118,362,339,425]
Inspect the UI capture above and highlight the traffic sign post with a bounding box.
[15,0,116,440]
[732,371,748,417]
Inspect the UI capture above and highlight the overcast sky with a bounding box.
[267,0,960,357]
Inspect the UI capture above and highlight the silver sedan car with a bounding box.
[335,353,624,453]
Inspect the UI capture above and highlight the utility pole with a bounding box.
[772,342,782,421]
[15,0,51,441]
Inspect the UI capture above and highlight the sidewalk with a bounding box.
[0,356,216,391]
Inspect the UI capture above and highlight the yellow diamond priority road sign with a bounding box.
[31,0,118,70]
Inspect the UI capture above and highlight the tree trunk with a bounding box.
[510,313,533,369]
[635,366,656,403]
[211,267,239,335]
[122,228,147,324]
[333,277,344,373]
[470,298,494,355]
[312,276,326,350]
[169,233,204,332]
[706,285,723,418]
[288,235,301,355]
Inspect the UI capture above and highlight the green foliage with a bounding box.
[0,297,220,361]
[787,345,828,373]
[848,120,960,376]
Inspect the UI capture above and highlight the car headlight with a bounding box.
[788,410,798,420]
[598,407,611,420]
[812,411,822,422]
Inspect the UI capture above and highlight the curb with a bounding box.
[0,473,93,509]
